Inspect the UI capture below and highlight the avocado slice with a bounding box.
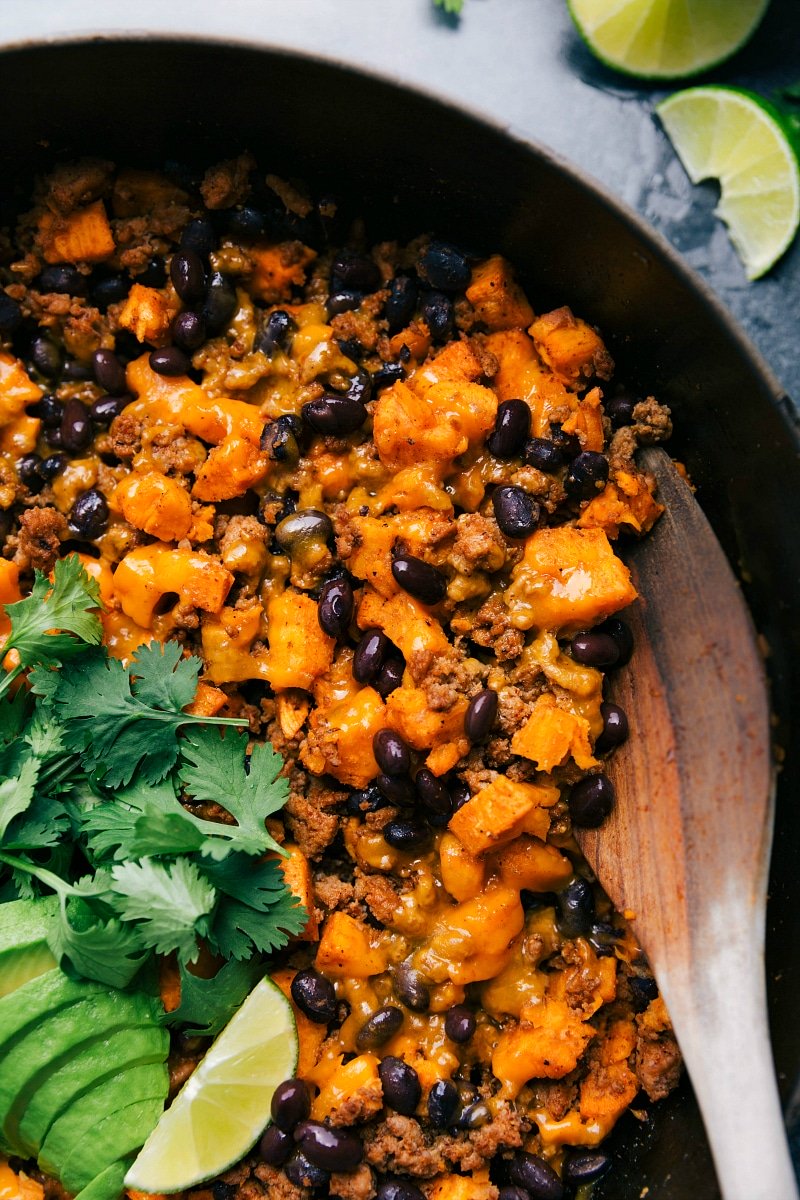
[39,1060,168,1184]
[0,897,58,998]
[60,1093,169,1195]
[15,1022,168,1157]
[73,1159,131,1200]
[0,968,106,1057]
[0,986,163,1154]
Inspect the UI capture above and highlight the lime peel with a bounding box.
[124,976,297,1194]
[567,0,770,81]
[657,86,800,279]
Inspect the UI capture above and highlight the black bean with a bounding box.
[385,275,418,333]
[259,414,302,466]
[0,293,22,333]
[347,783,391,817]
[114,330,147,362]
[564,450,609,500]
[290,967,337,1024]
[150,346,190,376]
[563,1150,612,1185]
[172,310,206,353]
[599,616,634,666]
[170,249,206,303]
[377,1180,426,1200]
[302,393,366,435]
[378,1056,421,1114]
[295,1121,363,1171]
[509,1151,564,1200]
[180,217,217,260]
[226,206,265,239]
[18,454,44,493]
[465,688,498,741]
[201,271,237,334]
[44,427,63,449]
[498,1188,530,1200]
[136,257,167,288]
[549,424,582,460]
[258,309,295,355]
[30,394,63,427]
[523,437,564,473]
[91,272,130,311]
[588,920,622,956]
[38,264,88,296]
[457,1100,491,1130]
[595,702,629,754]
[568,774,615,828]
[212,1182,237,1200]
[315,576,353,639]
[62,360,93,382]
[30,334,63,380]
[331,251,381,294]
[492,485,540,539]
[92,348,127,395]
[258,1124,293,1167]
[373,730,411,777]
[383,819,430,853]
[61,399,92,453]
[271,1078,311,1131]
[68,489,109,539]
[391,554,447,606]
[557,877,595,938]
[337,336,363,362]
[392,962,430,1012]
[420,291,454,343]
[372,362,405,390]
[353,629,390,684]
[283,1148,329,1188]
[418,242,471,293]
[427,1080,459,1128]
[342,368,372,406]
[326,290,362,318]
[488,399,531,459]
[374,655,405,699]
[39,453,67,480]
[444,1004,476,1044]
[376,773,416,806]
[570,630,620,670]
[90,396,129,426]
[275,508,333,552]
[449,777,471,812]
[605,389,636,428]
[629,974,659,1009]
[415,769,452,819]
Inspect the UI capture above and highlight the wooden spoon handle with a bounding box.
[658,914,798,1200]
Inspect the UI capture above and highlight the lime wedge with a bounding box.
[657,87,800,279]
[567,0,770,80]
[124,977,297,1194]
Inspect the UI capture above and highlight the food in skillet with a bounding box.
[0,154,680,1200]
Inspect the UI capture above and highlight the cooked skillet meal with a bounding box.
[0,155,680,1200]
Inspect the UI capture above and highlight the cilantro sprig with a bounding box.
[0,555,306,1009]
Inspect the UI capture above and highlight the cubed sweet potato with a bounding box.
[115,469,193,541]
[561,385,605,452]
[193,435,271,502]
[492,998,596,1097]
[529,307,614,384]
[0,415,41,456]
[428,1169,496,1200]
[492,835,573,893]
[357,588,450,670]
[483,328,574,438]
[184,682,227,718]
[577,468,664,538]
[275,843,319,942]
[439,831,486,902]
[201,602,272,685]
[386,683,467,755]
[113,544,233,628]
[448,777,558,856]
[112,168,188,217]
[311,1053,383,1124]
[38,199,115,264]
[248,240,317,302]
[504,526,637,635]
[0,1161,44,1200]
[301,685,387,788]
[315,912,388,978]
[417,885,524,987]
[0,352,42,423]
[465,254,535,331]
[272,966,328,1076]
[510,693,598,771]
[118,283,180,347]
[579,1020,639,1128]
[265,591,335,692]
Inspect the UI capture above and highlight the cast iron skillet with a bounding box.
[0,37,797,1200]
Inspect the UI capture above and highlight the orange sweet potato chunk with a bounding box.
[315,912,388,978]
[275,843,319,942]
[579,1020,639,1128]
[386,683,467,754]
[115,470,192,541]
[448,777,558,856]
[483,328,575,439]
[492,998,596,1098]
[578,469,664,538]
[38,200,115,264]
[248,241,317,302]
[357,588,450,669]
[265,591,335,691]
[529,307,613,385]
[118,283,180,346]
[505,526,637,635]
[492,835,573,893]
[511,693,598,771]
[0,352,43,423]
[201,603,271,685]
[465,254,535,331]
[302,684,387,788]
[311,1053,383,1124]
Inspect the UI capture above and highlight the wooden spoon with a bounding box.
[577,447,798,1200]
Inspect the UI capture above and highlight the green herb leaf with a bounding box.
[163,958,264,1036]
[0,750,40,841]
[0,690,30,743]
[209,891,307,960]
[201,853,291,911]
[434,0,464,13]
[49,894,150,989]
[4,556,102,670]
[1,794,69,850]
[111,858,216,962]
[179,728,288,858]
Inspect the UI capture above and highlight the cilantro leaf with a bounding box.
[209,891,307,960]
[4,555,102,671]
[1,794,69,850]
[201,854,291,910]
[79,777,189,862]
[132,640,203,711]
[48,894,149,989]
[163,958,263,1036]
[0,690,29,743]
[179,728,287,858]
[0,750,40,841]
[111,858,216,962]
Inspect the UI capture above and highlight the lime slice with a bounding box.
[124,977,297,1194]
[567,0,770,80]
[658,87,800,279]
